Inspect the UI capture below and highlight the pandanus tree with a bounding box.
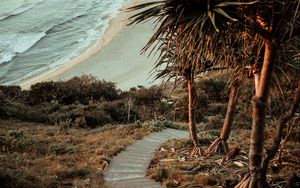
[128,0,257,156]
[207,34,300,156]
[234,0,300,187]
[129,0,299,185]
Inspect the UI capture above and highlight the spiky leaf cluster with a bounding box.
[129,0,299,84]
[129,0,259,81]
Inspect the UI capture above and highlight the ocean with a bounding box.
[0,0,128,85]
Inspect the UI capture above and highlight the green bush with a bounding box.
[234,104,252,129]
[197,79,226,103]
[25,75,120,105]
[48,104,81,124]
[0,129,37,153]
[28,81,59,105]
[204,115,224,130]
[49,143,78,155]
[132,86,164,105]
[56,75,120,105]
[0,85,28,103]
[83,104,113,127]
[99,100,128,122]
[207,103,227,116]
[175,93,207,122]
[0,102,52,123]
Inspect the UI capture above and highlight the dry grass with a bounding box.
[147,126,300,188]
[0,120,155,188]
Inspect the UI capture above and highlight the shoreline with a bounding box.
[19,0,143,90]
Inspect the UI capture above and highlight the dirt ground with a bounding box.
[147,126,300,188]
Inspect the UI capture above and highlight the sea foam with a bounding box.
[0,0,128,85]
[0,32,46,64]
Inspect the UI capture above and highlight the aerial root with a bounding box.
[234,173,251,188]
[206,138,229,157]
[190,146,206,157]
[234,173,270,188]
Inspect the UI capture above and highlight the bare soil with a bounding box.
[147,126,300,188]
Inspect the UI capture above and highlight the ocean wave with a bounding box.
[0,0,44,22]
[0,0,130,85]
[45,14,87,35]
[0,32,46,64]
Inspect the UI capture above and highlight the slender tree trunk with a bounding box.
[220,82,239,142]
[260,79,300,182]
[249,42,275,186]
[207,82,239,155]
[187,76,199,147]
[254,72,260,95]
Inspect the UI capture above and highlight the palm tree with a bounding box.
[128,0,257,156]
[129,1,299,186]
[207,34,299,156]
[234,0,300,187]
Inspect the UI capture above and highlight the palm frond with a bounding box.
[128,0,299,88]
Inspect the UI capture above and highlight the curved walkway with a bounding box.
[104,128,189,188]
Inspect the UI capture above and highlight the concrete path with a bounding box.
[104,128,189,188]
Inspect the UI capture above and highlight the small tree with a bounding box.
[235,0,300,187]
[129,0,258,156]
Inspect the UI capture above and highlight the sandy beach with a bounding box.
[19,0,161,91]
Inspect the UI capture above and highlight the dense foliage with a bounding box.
[1,75,296,130]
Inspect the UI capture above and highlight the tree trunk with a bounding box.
[249,42,275,186]
[220,82,239,142]
[260,79,300,182]
[207,82,239,155]
[254,72,260,95]
[187,77,199,147]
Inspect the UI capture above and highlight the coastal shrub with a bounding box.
[89,79,120,102]
[48,103,114,127]
[6,102,61,123]
[0,103,28,121]
[0,129,37,153]
[83,104,113,127]
[233,104,252,129]
[175,92,208,122]
[55,75,120,105]
[0,85,27,103]
[132,86,164,105]
[48,104,82,125]
[56,81,81,105]
[197,79,226,103]
[49,143,78,155]
[46,102,129,128]
[99,100,128,123]
[28,81,60,105]
[128,86,175,121]
[204,115,224,130]
[206,103,227,116]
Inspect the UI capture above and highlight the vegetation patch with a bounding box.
[147,127,300,187]
[0,120,157,188]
